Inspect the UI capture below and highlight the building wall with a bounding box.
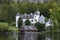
[34,15,40,22]
[16,14,40,26]
[22,18,37,25]
[16,16,20,27]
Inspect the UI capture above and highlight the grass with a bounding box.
[8,26,18,31]
[0,22,18,32]
[0,22,8,26]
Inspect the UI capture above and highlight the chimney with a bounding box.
[24,13,26,16]
[31,13,32,15]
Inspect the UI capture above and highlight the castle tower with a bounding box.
[16,12,20,27]
[34,8,40,22]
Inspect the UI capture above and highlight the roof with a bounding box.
[16,12,20,16]
[16,10,40,19]
[21,25,38,31]
[34,11,40,15]
[20,14,34,19]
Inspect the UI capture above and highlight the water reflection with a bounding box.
[0,32,60,40]
[45,33,52,40]
[18,32,38,40]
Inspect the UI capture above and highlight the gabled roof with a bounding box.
[21,25,38,31]
[20,14,34,19]
[16,10,40,19]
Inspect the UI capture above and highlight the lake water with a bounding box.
[0,32,60,40]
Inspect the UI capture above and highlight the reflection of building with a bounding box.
[45,33,52,40]
[18,32,38,40]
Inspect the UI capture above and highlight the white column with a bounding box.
[16,16,20,27]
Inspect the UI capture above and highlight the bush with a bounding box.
[49,26,53,31]
[34,22,45,32]
[0,25,9,32]
[25,19,31,26]
[10,22,16,26]
[18,18,23,28]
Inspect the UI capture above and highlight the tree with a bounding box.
[34,22,45,32]
[49,2,60,31]
[18,17,23,28]
[25,19,31,26]
[39,3,50,18]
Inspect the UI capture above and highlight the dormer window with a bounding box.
[35,16,36,18]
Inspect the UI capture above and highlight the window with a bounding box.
[31,24,33,25]
[35,16,36,18]
[31,20,33,22]
[35,19,37,22]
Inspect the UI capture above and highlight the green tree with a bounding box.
[25,19,31,26]
[6,1,17,25]
[39,3,50,18]
[34,22,45,32]
[18,17,23,28]
[49,2,60,31]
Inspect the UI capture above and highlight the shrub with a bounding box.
[10,22,16,26]
[34,22,45,32]
[18,18,23,28]
[25,19,31,26]
[0,25,9,32]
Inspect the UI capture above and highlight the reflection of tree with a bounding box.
[18,33,25,40]
[37,34,45,40]
[0,34,16,40]
[53,33,60,40]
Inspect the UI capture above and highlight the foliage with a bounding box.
[25,19,31,26]
[18,18,23,28]
[34,22,45,32]
[0,22,8,32]
[49,2,60,30]
[0,22,18,32]
[0,1,51,23]
[9,22,16,26]
[0,0,60,31]
[0,25,8,32]
[8,26,18,31]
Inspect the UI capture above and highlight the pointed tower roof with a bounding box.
[35,8,40,15]
[16,12,20,16]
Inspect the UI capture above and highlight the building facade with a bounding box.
[16,10,52,27]
[16,10,41,27]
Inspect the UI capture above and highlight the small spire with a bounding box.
[31,13,32,15]
[37,8,39,11]
[24,13,26,15]
[16,12,20,16]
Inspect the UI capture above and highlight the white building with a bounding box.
[39,15,45,24]
[16,10,52,27]
[16,10,46,27]
[45,18,53,30]
[45,18,52,27]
